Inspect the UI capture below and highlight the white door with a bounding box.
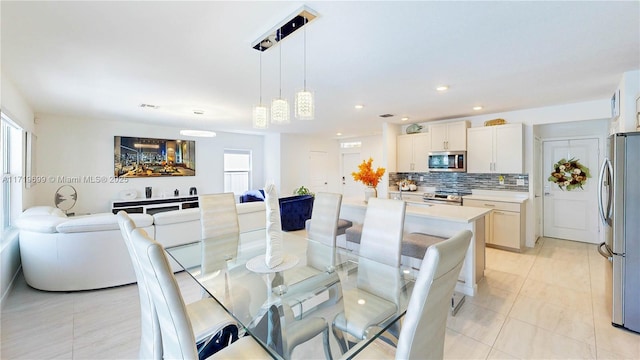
[342,153,361,198]
[309,151,328,193]
[543,138,599,243]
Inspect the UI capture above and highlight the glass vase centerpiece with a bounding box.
[351,158,386,203]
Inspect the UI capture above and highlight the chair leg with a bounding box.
[197,324,239,360]
[322,326,333,360]
[331,323,349,354]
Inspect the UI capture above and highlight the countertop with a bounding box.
[463,190,528,204]
[342,197,491,224]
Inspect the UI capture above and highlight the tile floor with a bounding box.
[1,237,639,359]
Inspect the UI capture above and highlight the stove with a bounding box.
[422,190,470,206]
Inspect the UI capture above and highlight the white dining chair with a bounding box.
[199,193,240,273]
[307,192,343,247]
[341,230,473,359]
[332,198,406,353]
[118,211,237,359]
[128,226,272,360]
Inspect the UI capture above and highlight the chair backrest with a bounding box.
[360,198,406,267]
[129,228,199,360]
[199,193,240,238]
[307,192,342,246]
[199,193,240,273]
[116,211,162,360]
[395,230,472,360]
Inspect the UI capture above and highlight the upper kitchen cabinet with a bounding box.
[429,121,469,151]
[467,123,523,173]
[397,133,430,172]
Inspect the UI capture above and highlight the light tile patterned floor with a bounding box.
[1,237,639,359]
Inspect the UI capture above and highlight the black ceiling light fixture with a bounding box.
[251,6,318,52]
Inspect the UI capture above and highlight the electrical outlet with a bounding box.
[498,175,505,185]
[408,175,412,180]
[517,178,525,186]
[419,176,424,181]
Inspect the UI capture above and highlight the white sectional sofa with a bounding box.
[16,202,266,291]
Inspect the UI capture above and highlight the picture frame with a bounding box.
[114,136,196,178]
[611,89,620,120]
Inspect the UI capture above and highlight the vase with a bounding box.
[364,186,377,203]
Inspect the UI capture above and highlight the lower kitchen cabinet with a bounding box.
[463,198,525,251]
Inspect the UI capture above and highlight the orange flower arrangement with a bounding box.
[352,158,386,188]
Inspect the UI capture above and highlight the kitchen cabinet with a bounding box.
[467,123,523,173]
[397,133,430,172]
[429,121,469,151]
[463,198,525,251]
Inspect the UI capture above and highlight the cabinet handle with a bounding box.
[483,204,495,207]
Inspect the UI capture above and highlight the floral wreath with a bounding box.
[548,158,591,191]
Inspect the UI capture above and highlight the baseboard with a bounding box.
[0,228,21,310]
[0,265,21,310]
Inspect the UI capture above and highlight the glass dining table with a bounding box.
[166,229,416,359]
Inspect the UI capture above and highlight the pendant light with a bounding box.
[252,46,268,129]
[295,17,314,120]
[271,29,290,124]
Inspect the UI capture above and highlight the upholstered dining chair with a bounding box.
[127,226,272,360]
[332,197,406,353]
[341,230,473,359]
[199,193,240,273]
[307,192,343,247]
[291,192,343,282]
[117,212,237,359]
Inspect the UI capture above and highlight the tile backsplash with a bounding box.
[390,172,528,192]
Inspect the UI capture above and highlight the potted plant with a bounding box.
[352,158,386,202]
[293,185,314,197]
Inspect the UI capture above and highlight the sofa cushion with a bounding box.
[15,215,69,233]
[21,206,67,218]
[153,208,200,225]
[237,201,265,214]
[240,189,265,203]
[56,213,153,233]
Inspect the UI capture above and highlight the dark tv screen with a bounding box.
[114,136,196,178]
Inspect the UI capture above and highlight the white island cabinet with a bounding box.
[467,123,523,173]
[340,198,490,296]
[463,193,527,252]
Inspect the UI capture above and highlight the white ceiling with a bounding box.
[2,1,639,138]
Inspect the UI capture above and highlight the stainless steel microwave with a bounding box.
[428,151,466,172]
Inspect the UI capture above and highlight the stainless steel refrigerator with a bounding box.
[598,131,640,333]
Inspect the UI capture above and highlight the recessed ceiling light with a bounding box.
[354,104,364,110]
[336,132,343,136]
[436,85,449,92]
[180,130,216,137]
[139,103,159,109]
[401,117,409,121]
[193,109,205,115]
[473,106,483,111]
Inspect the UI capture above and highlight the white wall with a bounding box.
[33,114,265,214]
[280,134,340,196]
[611,70,640,133]
[263,133,281,190]
[1,73,35,307]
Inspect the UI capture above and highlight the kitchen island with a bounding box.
[340,198,491,296]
